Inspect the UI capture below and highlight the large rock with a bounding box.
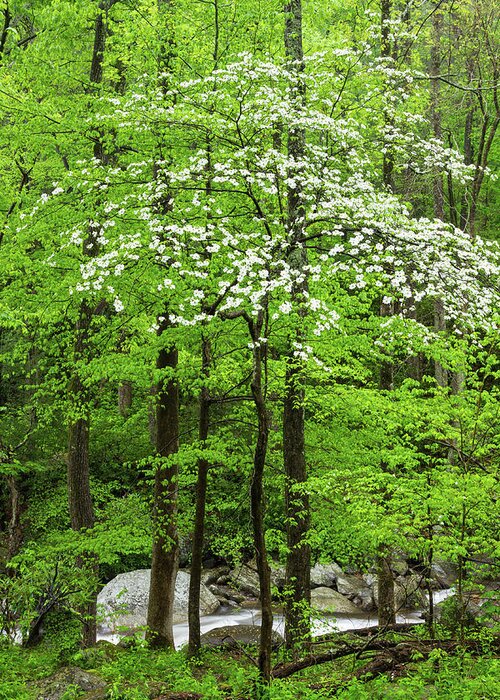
[310,562,343,588]
[229,559,285,598]
[430,561,458,589]
[97,569,220,631]
[229,563,260,598]
[201,566,230,587]
[335,573,375,611]
[200,624,284,648]
[390,558,409,576]
[311,587,364,614]
[31,668,106,700]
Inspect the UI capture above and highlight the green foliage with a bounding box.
[337,652,500,699]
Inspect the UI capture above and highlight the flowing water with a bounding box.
[97,588,455,649]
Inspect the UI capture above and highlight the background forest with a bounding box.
[0,0,499,698]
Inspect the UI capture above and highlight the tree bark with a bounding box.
[430,6,448,388]
[6,474,24,562]
[66,1,115,647]
[146,319,179,648]
[188,335,211,656]
[68,302,97,647]
[146,2,179,649]
[249,312,273,682]
[118,381,132,417]
[0,3,11,59]
[377,548,396,626]
[375,0,396,629]
[283,0,311,653]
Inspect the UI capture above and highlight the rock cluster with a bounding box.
[215,557,457,616]
[97,557,458,634]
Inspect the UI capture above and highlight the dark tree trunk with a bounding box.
[146,319,179,649]
[68,303,97,648]
[66,0,116,647]
[377,300,396,625]
[146,0,179,649]
[249,312,273,682]
[377,548,396,626]
[0,3,11,58]
[430,5,445,221]
[375,0,396,629]
[6,474,24,562]
[283,0,311,653]
[188,335,211,656]
[381,0,395,191]
[118,381,132,417]
[430,6,448,388]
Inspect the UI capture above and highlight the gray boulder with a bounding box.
[229,559,285,598]
[201,565,230,587]
[209,583,246,605]
[97,569,220,631]
[31,668,106,700]
[311,587,364,614]
[335,573,375,611]
[362,572,377,588]
[200,624,284,648]
[391,558,409,576]
[430,561,458,589]
[229,563,260,598]
[310,562,343,588]
[395,574,428,610]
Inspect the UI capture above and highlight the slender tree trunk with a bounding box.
[377,549,396,626]
[68,304,97,647]
[425,472,435,638]
[377,302,396,627]
[118,381,132,417]
[249,312,273,683]
[146,1,180,648]
[66,2,114,647]
[146,319,179,648]
[0,3,11,59]
[430,5,448,388]
[188,335,211,656]
[376,0,396,629]
[283,0,311,653]
[6,474,24,562]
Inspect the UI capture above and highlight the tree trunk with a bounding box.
[283,0,311,653]
[377,330,396,627]
[188,335,211,656]
[6,474,24,562]
[146,319,179,649]
[66,1,116,648]
[146,0,179,649]
[118,381,132,417]
[377,548,396,626]
[381,0,395,191]
[68,300,97,647]
[249,312,273,682]
[430,6,448,388]
[375,0,396,629]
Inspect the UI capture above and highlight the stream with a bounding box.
[97,588,454,649]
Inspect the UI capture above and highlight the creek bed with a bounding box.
[97,587,455,649]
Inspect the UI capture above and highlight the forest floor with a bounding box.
[2,621,500,700]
